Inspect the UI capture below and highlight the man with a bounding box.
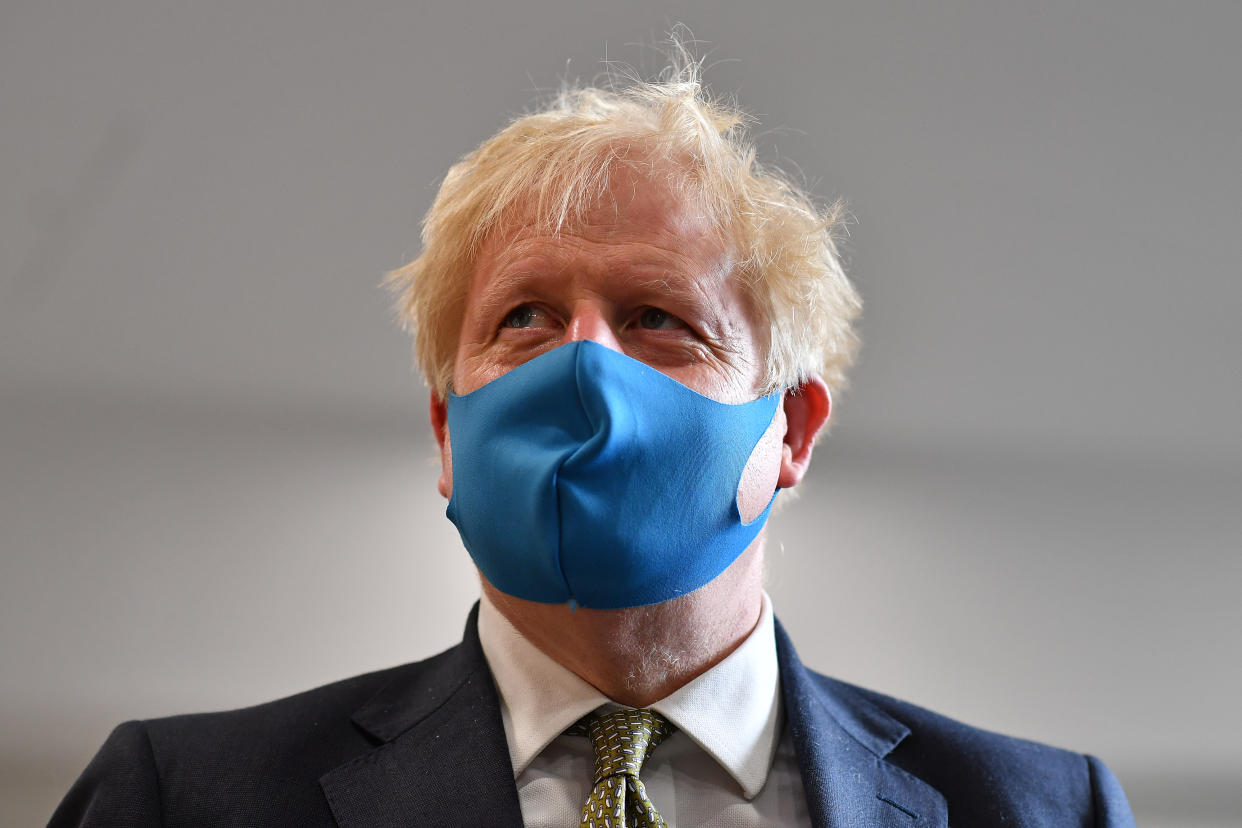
[53,63,1135,827]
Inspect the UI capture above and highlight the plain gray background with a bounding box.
[3,2,1239,825]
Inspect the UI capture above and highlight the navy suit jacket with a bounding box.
[52,606,1135,827]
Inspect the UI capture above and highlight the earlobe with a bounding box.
[429,392,453,498]
[777,375,831,489]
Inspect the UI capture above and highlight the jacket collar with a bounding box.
[319,604,524,827]
[776,618,948,827]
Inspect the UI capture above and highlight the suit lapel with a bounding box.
[776,620,948,828]
[320,606,524,827]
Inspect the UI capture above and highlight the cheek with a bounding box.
[454,348,538,396]
[735,406,784,523]
[671,352,763,406]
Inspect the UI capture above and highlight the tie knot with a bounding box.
[572,708,675,783]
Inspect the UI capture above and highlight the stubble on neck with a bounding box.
[480,538,766,708]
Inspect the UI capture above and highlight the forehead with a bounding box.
[472,172,734,291]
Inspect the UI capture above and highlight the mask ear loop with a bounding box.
[734,391,785,526]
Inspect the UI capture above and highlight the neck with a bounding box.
[481,540,765,708]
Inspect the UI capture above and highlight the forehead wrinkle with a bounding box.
[468,194,755,344]
[477,230,727,294]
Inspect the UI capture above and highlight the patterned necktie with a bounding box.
[568,708,676,828]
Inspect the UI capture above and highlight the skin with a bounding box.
[428,169,831,706]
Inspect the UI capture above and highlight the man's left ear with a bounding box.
[777,375,831,489]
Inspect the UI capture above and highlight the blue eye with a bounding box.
[504,306,539,328]
[639,308,682,330]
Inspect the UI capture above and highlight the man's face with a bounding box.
[430,170,822,521]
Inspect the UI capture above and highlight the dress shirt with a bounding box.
[477,591,810,827]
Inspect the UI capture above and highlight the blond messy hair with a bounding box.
[387,55,860,398]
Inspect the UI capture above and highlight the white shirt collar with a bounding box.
[477,592,784,799]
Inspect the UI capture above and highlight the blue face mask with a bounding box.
[445,340,781,610]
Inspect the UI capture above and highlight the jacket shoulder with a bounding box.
[808,671,1134,827]
[142,659,415,753]
[51,648,466,827]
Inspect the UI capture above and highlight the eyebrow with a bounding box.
[470,265,550,324]
[473,259,727,325]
